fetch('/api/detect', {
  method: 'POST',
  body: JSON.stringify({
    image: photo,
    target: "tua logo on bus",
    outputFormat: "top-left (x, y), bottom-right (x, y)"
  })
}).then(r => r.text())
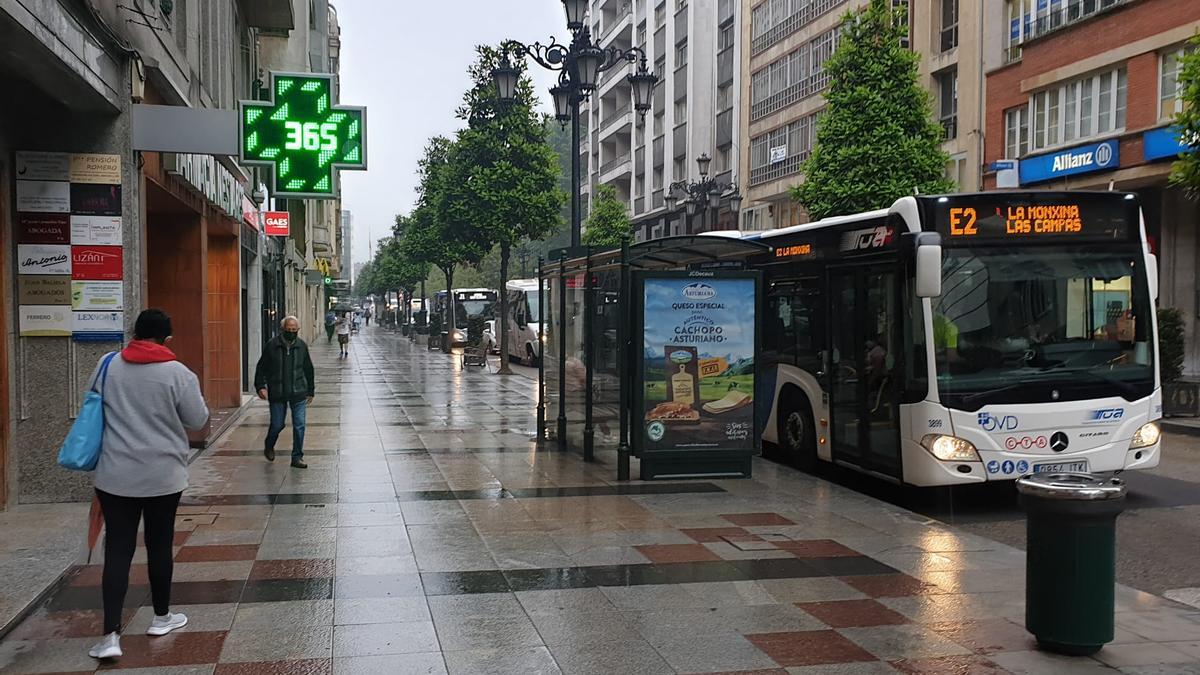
top-left (839, 225), bottom-right (894, 252)
top-left (977, 412), bottom-right (1019, 432)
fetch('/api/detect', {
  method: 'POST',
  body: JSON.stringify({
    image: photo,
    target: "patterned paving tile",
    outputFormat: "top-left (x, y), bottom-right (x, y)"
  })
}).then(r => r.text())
top-left (745, 630), bottom-right (878, 667)
top-left (635, 544), bottom-right (724, 564)
top-left (797, 600), bottom-right (913, 628)
top-left (721, 513), bottom-right (797, 527)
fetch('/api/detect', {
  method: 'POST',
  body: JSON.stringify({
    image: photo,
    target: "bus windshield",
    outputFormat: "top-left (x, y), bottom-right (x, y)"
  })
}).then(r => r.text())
top-left (453, 295), bottom-right (495, 328)
top-left (932, 245), bottom-right (1155, 409)
top-left (525, 291), bottom-right (541, 323)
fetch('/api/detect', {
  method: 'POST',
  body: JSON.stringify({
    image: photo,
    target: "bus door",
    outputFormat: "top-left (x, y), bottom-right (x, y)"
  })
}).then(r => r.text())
top-left (828, 264), bottom-right (902, 479)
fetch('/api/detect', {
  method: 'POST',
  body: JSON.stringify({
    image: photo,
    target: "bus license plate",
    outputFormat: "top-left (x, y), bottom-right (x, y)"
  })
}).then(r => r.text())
top-left (1033, 461), bottom-right (1088, 474)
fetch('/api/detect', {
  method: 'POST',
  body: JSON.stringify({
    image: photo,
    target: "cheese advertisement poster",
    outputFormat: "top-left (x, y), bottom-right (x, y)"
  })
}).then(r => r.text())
top-left (641, 275), bottom-right (756, 452)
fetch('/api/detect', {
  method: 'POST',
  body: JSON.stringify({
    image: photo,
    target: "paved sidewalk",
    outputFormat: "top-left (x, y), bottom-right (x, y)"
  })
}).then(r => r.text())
top-left (2, 328), bottom-right (1199, 674)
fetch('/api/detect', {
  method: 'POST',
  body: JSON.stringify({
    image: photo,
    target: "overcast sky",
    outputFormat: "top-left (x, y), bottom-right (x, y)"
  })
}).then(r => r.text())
top-left (337, 0), bottom-right (567, 270)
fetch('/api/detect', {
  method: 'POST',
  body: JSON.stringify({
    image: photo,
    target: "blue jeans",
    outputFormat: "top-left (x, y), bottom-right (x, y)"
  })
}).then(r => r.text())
top-left (265, 400), bottom-right (307, 460)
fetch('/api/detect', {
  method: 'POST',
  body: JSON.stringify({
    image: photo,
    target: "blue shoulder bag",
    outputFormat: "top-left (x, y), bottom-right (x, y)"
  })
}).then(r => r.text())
top-left (58, 351), bottom-right (118, 471)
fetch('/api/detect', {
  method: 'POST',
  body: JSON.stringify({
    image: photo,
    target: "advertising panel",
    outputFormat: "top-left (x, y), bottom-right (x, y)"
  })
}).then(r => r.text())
top-left (70, 184), bottom-right (122, 215)
top-left (19, 305), bottom-right (72, 337)
top-left (637, 273), bottom-right (758, 454)
top-left (71, 246), bottom-right (123, 280)
top-left (69, 153), bottom-right (121, 184)
top-left (17, 213), bottom-right (70, 244)
top-left (19, 276), bottom-right (71, 306)
top-left (264, 211), bottom-right (290, 236)
top-left (15, 151), bottom-right (70, 181)
top-left (70, 216), bottom-right (122, 245)
top-left (17, 244), bottom-right (71, 275)
top-left (72, 311), bottom-right (124, 341)
top-left (72, 281), bottom-right (123, 311)
top-left (16, 180), bottom-right (70, 213)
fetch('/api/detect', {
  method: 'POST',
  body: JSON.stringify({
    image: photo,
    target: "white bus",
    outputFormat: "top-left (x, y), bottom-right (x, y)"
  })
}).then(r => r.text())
top-left (754, 191), bottom-right (1162, 486)
top-left (504, 279), bottom-right (543, 365)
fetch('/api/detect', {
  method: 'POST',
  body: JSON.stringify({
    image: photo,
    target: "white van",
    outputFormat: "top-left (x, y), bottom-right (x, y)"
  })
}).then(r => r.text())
top-left (505, 279), bottom-right (543, 365)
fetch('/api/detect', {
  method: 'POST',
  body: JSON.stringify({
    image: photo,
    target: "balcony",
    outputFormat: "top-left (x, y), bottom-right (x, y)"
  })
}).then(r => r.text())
top-left (751, 72), bottom-right (831, 122)
top-left (716, 109), bottom-right (734, 147)
top-left (750, 151), bottom-right (807, 187)
top-left (598, 103), bottom-right (633, 138)
top-left (238, 0), bottom-right (294, 30)
top-left (600, 2), bottom-right (633, 45)
top-left (599, 154), bottom-right (633, 180)
top-left (673, 123), bottom-right (688, 158)
top-left (1020, 0), bottom-right (1129, 44)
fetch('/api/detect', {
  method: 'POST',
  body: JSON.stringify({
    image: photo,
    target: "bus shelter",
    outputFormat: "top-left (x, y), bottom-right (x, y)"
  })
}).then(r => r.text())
top-left (538, 235), bottom-right (770, 480)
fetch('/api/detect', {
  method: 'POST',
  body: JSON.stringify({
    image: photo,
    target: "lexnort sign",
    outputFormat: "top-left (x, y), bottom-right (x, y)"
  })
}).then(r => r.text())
top-left (239, 72), bottom-right (367, 199)
top-left (1019, 139), bottom-right (1119, 185)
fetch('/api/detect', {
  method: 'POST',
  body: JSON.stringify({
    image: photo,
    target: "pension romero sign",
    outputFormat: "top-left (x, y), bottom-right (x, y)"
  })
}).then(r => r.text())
top-left (240, 72), bottom-right (366, 199)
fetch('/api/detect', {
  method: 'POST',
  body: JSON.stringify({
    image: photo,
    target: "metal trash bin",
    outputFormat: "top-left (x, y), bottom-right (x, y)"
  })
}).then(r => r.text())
top-left (1017, 472), bottom-right (1127, 656)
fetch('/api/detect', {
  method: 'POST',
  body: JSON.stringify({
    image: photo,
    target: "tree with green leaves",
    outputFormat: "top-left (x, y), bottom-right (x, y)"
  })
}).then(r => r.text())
top-left (583, 184), bottom-right (631, 247)
top-left (405, 136), bottom-right (491, 351)
top-left (792, 0), bottom-right (954, 220)
top-left (444, 45), bottom-right (565, 372)
top-left (1169, 37), bottom-right (1200, 197)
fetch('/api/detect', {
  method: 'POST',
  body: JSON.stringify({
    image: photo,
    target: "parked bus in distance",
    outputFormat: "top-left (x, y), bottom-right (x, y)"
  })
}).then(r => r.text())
top-left (752, 191), bottom-right (1161, 486)
top-left (504, 279), bottom-right (544, 365)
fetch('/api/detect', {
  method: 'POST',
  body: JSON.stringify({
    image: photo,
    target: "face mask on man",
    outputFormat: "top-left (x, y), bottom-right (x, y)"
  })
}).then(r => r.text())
top-left (283, 331), bottom-right (298, 342)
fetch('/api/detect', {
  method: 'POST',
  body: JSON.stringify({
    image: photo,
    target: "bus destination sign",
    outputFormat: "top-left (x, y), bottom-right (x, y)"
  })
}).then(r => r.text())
top-left (932, 194), bottom-right (1134, 243)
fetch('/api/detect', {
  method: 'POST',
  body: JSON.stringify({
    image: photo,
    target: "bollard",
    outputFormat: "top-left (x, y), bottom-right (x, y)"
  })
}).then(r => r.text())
top-left (1017, 472), bottom-right (1126, 656)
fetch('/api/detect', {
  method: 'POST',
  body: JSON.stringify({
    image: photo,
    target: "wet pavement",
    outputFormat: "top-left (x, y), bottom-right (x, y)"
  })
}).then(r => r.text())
top-left (3, 327), bottom-right (1200, 673)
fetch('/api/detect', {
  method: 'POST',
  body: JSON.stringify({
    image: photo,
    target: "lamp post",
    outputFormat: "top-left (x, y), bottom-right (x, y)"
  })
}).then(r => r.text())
top-left (493, 0), bottom-right (659, 249)
top-left (663, 153), bottom-right (743, 236)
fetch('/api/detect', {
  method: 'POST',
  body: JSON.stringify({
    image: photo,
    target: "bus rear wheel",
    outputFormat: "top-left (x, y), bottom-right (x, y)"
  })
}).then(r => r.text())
top-left (779, 392), bottom-right (817, 471)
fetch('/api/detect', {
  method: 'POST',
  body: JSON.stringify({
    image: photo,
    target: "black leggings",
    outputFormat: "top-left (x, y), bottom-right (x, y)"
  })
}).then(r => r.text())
top-left (96, 489), bottom-right (182, 634)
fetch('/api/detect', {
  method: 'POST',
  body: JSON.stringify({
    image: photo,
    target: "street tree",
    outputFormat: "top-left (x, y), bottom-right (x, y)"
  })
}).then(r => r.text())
top-left (445, 45), bottom-right (564, 372)
top-left (792, 0), bottom-right (954, 220)
top-left (1169, 37), bottom-right (1200, 197)
top-left (583, 184), bottom-right (631, 247)
top-left (406, 135), bottom-right (489, 350)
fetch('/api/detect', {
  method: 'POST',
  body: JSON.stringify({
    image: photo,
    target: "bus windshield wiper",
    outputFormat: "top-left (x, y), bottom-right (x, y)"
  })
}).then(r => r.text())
top-left (960, 378), bottom-right (1046, 408)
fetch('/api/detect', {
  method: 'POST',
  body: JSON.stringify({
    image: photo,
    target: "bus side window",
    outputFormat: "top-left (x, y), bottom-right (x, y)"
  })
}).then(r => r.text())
top-left (792, 283), bottom-right (823, 376)
top-left (766, 293), bottom-right (795, 358)
top-left (904, 277), bottom-right (929, 402)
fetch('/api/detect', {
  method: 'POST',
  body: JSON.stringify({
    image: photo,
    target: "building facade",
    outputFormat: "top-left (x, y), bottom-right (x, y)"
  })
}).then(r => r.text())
top-left (982, 0), bottom-right (1200, 373)
top-left (581, 0), bottom-right (742, 241)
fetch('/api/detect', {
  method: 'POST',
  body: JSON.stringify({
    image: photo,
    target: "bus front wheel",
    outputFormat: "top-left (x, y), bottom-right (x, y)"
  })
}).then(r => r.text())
top-left (779, 391), bottom-right (817, 471)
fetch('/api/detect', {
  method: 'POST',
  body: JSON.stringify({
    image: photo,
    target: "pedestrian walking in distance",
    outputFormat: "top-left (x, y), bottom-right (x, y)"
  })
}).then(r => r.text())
top-left (324, 309), bottom-right (336, 344)
top-left (88, 309), bottom-right (209, 661)
top-left (255, 316), bottom-right (315, 468)
top-left (336, 311), bottom-right (352, 358)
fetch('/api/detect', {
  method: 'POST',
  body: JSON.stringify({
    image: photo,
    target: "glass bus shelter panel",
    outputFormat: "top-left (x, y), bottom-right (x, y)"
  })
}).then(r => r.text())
top-left (544, 275), bottom-right (562, 433)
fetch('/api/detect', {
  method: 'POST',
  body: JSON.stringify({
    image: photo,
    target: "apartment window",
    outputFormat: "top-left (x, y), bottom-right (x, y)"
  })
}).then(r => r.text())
top-left (675, 39), bottom-right (688, 67)
top-left (1028, 68), bottom-right (1126, 152)
top-left (935, 68), bottom-right (957, 140)
top-left (717, 84), bottom-right (733, 112)
top-left (651, 224), bottom-right (664, 239)
top-left (751, 0), bottom-right (847, 55)
top-left (718, 23), bottom-right (735, 51)
top-left (653, 167), bottom-right (664, 189)
top-left (1161, 46), bottom-right (1196, 120)
top-left (655, 2), bottom-right (666, 26)
top-left (677, 0), bottom-right (687, 10)
top-left (939, 0), bottom-right (958, 52)
top-left (674, 99), bottom-right (688, 123)
top-left (638, 24), bottom-right (648, 45)
top-left (945, 153), bottom-right (966, 189)
top-left (654, 111), bottom-right (665, 136)
top-left (1004, 106), bottom-right (1029, 158)
top-left (715, 146), bottom-right (731, 173)
top-left (749, 110), bottom-right (820, 186)
top-left (1008, 0), bottom-right (1125, 46)
top-left (749, 27), bottom-right (839, 121)
top-left (673, 157), bottom-right (686, 180)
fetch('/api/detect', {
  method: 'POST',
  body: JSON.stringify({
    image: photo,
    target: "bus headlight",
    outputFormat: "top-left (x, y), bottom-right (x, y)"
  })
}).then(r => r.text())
top-left (1130, 422), bottom-right (1161, 449)
top-left (920, 434), bottom-right (980, 462)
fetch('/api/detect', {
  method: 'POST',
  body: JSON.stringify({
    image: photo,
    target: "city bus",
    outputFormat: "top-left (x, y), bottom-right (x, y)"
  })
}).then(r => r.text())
top-left (753, 191), bottom-right (1162, 486)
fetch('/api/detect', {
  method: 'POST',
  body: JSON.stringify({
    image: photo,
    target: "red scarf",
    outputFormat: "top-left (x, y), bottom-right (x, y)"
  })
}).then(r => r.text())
top-left (121, 339), bottom-right (177, 363)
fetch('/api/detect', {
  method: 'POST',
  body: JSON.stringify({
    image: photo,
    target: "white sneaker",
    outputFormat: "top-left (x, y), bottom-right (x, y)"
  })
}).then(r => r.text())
top-left (146, 612), bottom-right (188, 636)
top-left (88, 632), bottom-right (122, 659)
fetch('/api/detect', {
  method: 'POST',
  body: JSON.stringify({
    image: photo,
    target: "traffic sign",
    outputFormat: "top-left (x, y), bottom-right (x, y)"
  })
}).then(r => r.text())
top-left (239, 72), bottom-right (366, 199)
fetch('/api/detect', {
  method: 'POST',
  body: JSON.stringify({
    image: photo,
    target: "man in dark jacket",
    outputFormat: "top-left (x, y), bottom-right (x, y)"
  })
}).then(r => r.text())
top-left (254, 316), bottom-right (315, 468)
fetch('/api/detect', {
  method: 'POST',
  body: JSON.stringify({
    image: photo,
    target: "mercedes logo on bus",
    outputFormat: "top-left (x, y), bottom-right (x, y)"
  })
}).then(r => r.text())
top-left (1050, 432), bottom-right (1070, 453)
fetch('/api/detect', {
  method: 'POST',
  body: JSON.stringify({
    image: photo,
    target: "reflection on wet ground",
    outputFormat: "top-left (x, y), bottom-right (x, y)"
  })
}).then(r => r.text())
top-left (2, 327), bottom-right (1199, 673)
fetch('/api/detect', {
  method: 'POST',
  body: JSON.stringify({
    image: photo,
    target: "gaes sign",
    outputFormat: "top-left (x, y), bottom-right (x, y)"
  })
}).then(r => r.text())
top-left (264, 211), bottom-right (290, 237)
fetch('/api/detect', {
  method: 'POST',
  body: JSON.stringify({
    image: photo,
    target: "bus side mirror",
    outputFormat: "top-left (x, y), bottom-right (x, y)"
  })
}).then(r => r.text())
top-left (914, 233), bottom-right (942, 298)
top-left (1146, 253), bottom-right (1159, 301)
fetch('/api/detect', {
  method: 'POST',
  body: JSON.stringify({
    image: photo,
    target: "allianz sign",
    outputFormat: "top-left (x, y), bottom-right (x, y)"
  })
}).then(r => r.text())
top-left (1019, 139), bottom-right (1120, 185)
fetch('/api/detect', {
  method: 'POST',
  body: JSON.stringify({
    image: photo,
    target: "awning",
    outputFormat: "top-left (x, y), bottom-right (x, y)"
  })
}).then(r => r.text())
top-left (627, 235), bottom-right (771, 269)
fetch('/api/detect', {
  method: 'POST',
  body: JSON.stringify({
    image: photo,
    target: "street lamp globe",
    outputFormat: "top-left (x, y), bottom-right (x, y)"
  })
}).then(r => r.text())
top-left (628, 67), bottom-right (656, 116)
top-left (696, 153), bottom-right (712, 178)
top-left (685, 199), bottom-right (698, 216)
top-left (574, 43), bottom-right (605, 91)
top-left (729, 191), bottom-right (743, 213)
top-left (550, 82), bottom-right (573, 122)
top-left (491, 60), bottom-right (520, 103)
top-left (665, 190), bottom-right (678, 211)
top-left (707, 188), bottom-right (721, 210)
top-left (563, 0), bottom-right (588, 32)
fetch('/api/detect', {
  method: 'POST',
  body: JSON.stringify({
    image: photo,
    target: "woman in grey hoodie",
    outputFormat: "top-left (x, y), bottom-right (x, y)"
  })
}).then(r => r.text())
top-left (88, 309), bottom-right (209, 661)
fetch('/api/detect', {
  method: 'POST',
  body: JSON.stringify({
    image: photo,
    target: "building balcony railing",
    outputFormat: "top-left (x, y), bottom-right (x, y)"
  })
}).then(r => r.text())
top-left (940, 116), bottom-right (958, 142)
top-left (750, 72), bottom-right (830, 122)
top-left (600, 2), bottom-right (633, 44)
top-left (599, 154), bottom-right (632, 176)
top-left (599, 103), bottom-right (633, 136)
top-left (749, 152), bottom-right (807, 187)
top-left (1011, 0), bottom-right (1129, 49)
top-left (751, 0), bottom-right (845, 56)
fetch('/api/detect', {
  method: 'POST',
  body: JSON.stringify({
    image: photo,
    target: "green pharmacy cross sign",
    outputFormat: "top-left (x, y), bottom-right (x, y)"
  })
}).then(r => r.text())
top-left (240, 72), bottom-right (366, 199)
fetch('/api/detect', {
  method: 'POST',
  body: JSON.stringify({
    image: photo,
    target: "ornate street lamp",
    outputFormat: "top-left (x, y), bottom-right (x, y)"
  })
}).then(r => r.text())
top-left (493, 5), bottom-right (658, 249)
top-left (662, 152), bottom-right (743, 236)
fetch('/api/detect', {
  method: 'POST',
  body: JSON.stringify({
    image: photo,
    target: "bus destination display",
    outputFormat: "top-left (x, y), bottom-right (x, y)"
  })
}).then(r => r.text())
top-left (935, 195), bottom-right (1133, 243)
